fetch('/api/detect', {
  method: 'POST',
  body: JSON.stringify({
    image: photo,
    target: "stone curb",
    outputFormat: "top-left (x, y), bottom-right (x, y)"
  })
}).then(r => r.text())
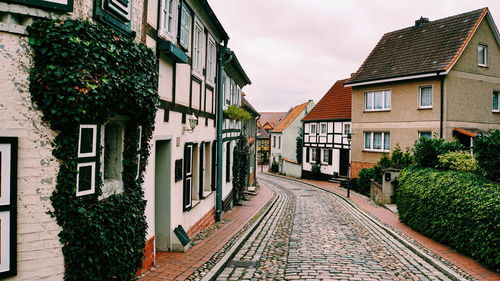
top-left (199, 186), bottom-right (282, 281)
top-left (264, 172), bottom-right (468, 281)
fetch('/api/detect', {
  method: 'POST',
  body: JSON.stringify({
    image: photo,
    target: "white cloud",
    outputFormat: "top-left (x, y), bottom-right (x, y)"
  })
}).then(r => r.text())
top-left (210, 0), bottom-right (500, 111)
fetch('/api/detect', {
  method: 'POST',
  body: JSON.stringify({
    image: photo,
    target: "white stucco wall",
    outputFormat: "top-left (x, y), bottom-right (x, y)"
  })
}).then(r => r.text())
top-left (0, 32), bottom-right (64, 281)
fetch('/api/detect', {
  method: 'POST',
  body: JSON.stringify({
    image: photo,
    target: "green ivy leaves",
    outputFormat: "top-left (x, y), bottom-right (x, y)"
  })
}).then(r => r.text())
top-left (28, 19), bottom-right (158, 280)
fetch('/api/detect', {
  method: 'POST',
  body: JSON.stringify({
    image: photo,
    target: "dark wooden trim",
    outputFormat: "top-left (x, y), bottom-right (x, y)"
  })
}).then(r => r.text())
top-left (0, 137), bottom-right (17, 278)
top-left (172, 63), bottom-right (177, 103)
top-left (159, 99), bottom-right (216, 120)
top-left (5, 0), bottom-right (73, 12)
top-left (145, 23), bottom-right (158, 42)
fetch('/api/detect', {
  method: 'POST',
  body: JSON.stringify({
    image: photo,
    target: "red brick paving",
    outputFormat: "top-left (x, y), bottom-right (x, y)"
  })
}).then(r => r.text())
top-left (270, 172), bottom-right (500, 281)
top-left (139, 183), bottom-right (274, 281)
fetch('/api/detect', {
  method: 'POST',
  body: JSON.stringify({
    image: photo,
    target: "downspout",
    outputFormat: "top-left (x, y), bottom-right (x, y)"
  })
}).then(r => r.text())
top-left (439, 72), bottom-right (444, 138)
top-left (216, 41), bottom-right (234, 222)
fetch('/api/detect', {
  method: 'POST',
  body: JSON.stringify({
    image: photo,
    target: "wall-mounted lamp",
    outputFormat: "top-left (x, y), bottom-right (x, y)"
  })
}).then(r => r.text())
top-left (183, 113), bottom-right (198, 134)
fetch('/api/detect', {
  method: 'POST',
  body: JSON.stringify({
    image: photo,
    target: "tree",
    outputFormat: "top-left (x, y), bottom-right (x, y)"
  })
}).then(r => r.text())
top-left (233, 135), bottom-right (250, 204)
top-left (296, 127), bottom-right (303, 163)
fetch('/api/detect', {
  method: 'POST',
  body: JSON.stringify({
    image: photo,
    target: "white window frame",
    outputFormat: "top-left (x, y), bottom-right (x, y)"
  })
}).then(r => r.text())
top-left (207, 35), bottom-right (217, 85)
top-left (319, 123), bottom-right (327, 136)
top-left (78, 124), bottom-right (98, 158)
top-left (364, 90), bottom-right (391, 111)
top-left (273, 136), bottom-right (276, 148)
top-left (493, 91), bottom-right (499, 112)
top-left (76, 162), bottom-right (96, 197)
top-left (179, 3), bottom-right (191, 51)
top-left (321, 149), bottom-right (330, 164)
top-left (343, 123), bottom-right (351, 135)
top-left (192, 18), bottom-right (204, 75)
top-left (364, 132), bottom-right (390, 152)
top-left (419, 85), bottom-right (433, 109)
top-left (478, 44), bottom-right (488, 67)
top-left (159, 0), bottom-right (177, 40)
top-left (418, 131), bottom-right (432, 139)
top-left (310, 148), bottom-right (317, 163)
top-left (310, 123), bottom-right (317, 134)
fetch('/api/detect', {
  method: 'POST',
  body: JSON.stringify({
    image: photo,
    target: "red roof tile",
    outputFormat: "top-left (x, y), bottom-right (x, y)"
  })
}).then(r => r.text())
top-left (257, 112), bottom-right (286, 129)
top-left (302, 79), bottom-right (352, 121)
top-left (272, 101), bottom-right (313, 133)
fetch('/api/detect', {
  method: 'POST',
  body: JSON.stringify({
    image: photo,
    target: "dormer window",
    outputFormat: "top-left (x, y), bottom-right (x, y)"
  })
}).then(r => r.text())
top-left (478, 44), bottom-right (488, 67)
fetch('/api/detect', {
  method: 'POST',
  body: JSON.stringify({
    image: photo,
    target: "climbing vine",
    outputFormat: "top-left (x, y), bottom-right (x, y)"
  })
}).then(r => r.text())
top-left (27, 19), bottom-right (159, 280)
top-left (232, 135), bottom-right (250, 204)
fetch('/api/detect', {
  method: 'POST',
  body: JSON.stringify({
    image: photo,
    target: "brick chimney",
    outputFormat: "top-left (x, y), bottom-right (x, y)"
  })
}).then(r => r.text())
top-left (415, 16), bottom-right (429, 27)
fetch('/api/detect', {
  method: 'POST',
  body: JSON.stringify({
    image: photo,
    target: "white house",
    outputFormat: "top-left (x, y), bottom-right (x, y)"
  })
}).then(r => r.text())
top-left (220, 54), bottom-right (252, 210)
top-left (143, 0), bottom-right (250, 267)
top-left (302, 79), bottom-right (352, 179)
top-left (0, 0), bottom-right (151, 279)
top-left (269, 100), bottom-right (315, 178)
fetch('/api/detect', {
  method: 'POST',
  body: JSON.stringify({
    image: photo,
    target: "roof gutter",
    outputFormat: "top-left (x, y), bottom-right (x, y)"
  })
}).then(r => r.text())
top-left (345, 72), bottom-right (439, 87)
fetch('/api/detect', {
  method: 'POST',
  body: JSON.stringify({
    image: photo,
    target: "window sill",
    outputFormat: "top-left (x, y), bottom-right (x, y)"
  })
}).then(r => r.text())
top-left (362, 149), bottom-right (390, 154)
top-left (191, 69), bottom-right (204, 81)
top-left (202, 190), bottom-right (213, 199)
top-left (492, 110), bottom-right (500, 113)
top-left (191, 200), bottom-right (201, 209)
top-left (418, 107), bottom-right (433, 110)
top-left (478, 64), bottom-right (489, 68)
top-left (364, 109), bottom-right (391, 113)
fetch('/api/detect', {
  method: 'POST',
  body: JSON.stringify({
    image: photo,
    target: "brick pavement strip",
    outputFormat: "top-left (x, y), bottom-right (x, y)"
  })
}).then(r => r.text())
top-left (210, 173), bottom-right (472, 281)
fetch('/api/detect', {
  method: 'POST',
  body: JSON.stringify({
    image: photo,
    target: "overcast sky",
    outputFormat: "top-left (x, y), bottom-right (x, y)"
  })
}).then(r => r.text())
top-left (209, 0), bottom-right (500, 112)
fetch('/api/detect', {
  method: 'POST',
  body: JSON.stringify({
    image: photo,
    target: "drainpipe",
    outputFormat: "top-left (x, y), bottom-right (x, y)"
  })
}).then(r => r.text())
top-left (439, 72), bottom-right (444, 138)
top-left (216, 41), bottom-right (234, 222)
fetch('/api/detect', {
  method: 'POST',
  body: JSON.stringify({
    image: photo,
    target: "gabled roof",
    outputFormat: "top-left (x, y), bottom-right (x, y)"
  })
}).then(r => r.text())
top-left (199, 0), bottom-right (229, 41)
top-left (346, 8), bottom-right (499, 86)
top-left (302, 79), bottom-right (352, 121)
top-left (258, 112), bottom-right (286, 129)
top-left (272, 101), bottom-right (313, 133)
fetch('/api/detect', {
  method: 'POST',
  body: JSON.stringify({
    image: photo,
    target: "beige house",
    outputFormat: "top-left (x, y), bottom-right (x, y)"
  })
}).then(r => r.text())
top-left (345, 8), bottom-right (500, 177)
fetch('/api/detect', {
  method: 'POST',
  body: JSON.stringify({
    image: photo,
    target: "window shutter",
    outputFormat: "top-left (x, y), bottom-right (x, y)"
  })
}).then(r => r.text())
top-left (211, 141), bottom-right (216, 191)
top-left (199, 143), bottom-right (204, 199)
top-left (105, 0), bottom-right (132, 21)
top-left (183, 144), bottom-right (192, 211)
top-left (76, 125), bottom-right (98, 197)
top-left (179, 3), bottom-right (191, 50)
top-left (136, 126), bottom-right (142, 180)
top-left (0, 137), bottom-right (17, 277)
top-left (328, 149), bottom-right (333, 165)
top-left (305, 147), bottom-right (309, 162)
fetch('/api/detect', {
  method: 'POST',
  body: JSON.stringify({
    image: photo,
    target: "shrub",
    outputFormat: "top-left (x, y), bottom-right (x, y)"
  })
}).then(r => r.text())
top-left (311, 163), bottom-right (321, 180)
top-left (473, 129), bottom-right (500, 182)
top-left (223, 105), bottom-right (251, 121)
top-left (346, 167), bottom-right (376, 195)
top-left (437, 151), bottom-right (481, 174)
top-left (269, 161), bottom-right (279, 173)
top-left (413, 137), bottom-right (463, 168)
top-left (397, 167), bottom-right (500, 270)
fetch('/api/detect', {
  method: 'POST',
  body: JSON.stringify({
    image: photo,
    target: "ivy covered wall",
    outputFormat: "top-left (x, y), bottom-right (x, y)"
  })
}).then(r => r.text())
top-left (27, 19), bottom-right (159, 280)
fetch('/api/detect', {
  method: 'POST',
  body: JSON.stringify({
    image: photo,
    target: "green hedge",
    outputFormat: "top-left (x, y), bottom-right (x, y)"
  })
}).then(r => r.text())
top-left (397, 167), bottom-right (500, 270)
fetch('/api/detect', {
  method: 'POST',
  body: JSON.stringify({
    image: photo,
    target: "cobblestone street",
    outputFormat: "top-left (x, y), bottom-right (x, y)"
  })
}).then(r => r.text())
top-left (214, 173), bottom-right (458, 281)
